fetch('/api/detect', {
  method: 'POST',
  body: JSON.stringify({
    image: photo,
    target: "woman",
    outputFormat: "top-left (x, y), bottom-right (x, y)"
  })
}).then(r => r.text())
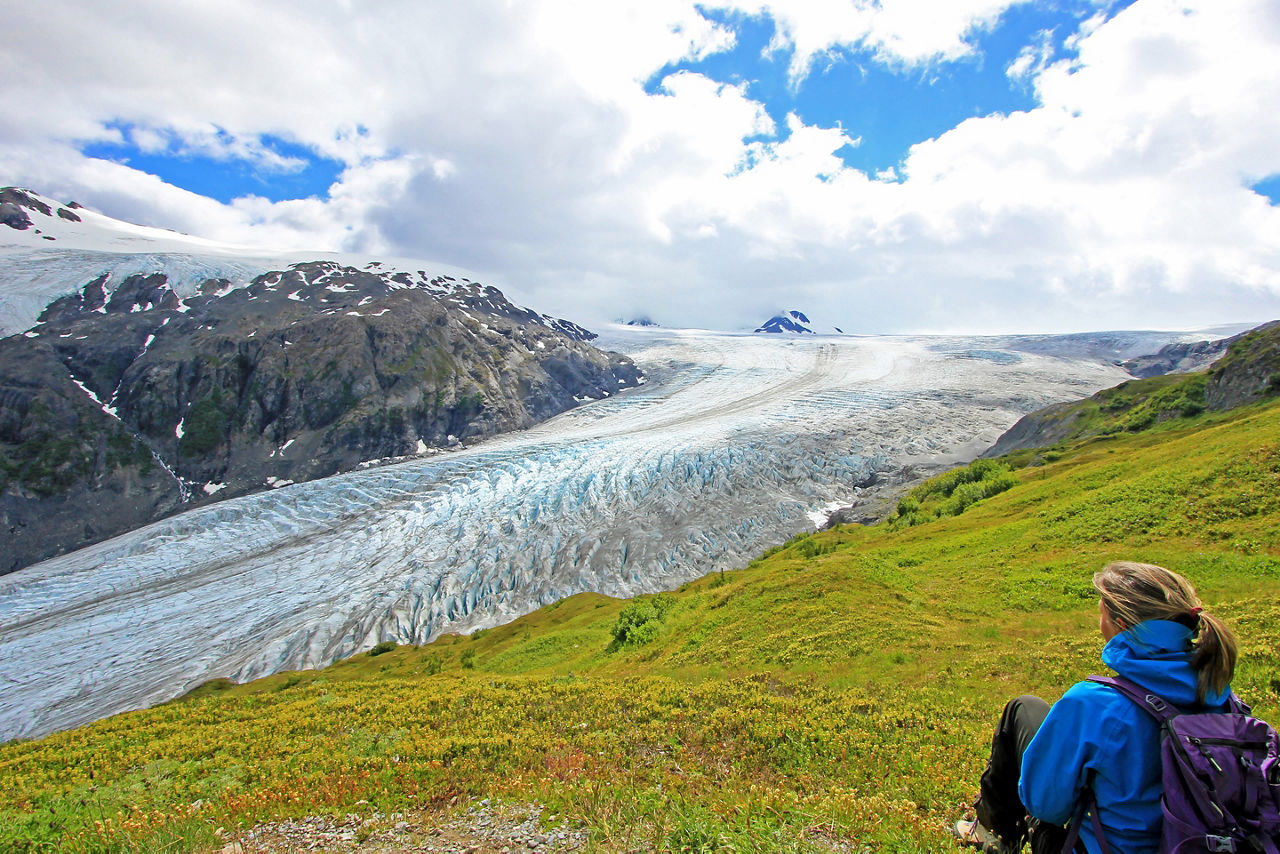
top-left (952, 561), bottom-right (1238, 854)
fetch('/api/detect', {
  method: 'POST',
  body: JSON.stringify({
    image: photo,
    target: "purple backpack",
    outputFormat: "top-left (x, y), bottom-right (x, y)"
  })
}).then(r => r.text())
top-left (1064, 675), bottom-right (1280, 854)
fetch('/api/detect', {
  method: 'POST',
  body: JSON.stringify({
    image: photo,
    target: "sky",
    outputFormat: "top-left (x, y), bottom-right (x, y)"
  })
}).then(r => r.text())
top-left (3, 0), bottom-right (1279, 334)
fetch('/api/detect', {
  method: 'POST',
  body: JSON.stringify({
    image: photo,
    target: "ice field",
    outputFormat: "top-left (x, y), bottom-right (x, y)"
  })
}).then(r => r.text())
top-left (0, 327), bottom-right (1140, 740)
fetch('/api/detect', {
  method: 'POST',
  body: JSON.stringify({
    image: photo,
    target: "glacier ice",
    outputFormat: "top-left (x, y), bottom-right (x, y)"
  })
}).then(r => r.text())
top-left (0, 328), bottom-right (1137, 741)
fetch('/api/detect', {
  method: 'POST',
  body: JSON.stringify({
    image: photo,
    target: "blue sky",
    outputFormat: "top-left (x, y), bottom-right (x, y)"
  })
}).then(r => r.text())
top-left (81, 126), bottom-right (345, 205)
top-left (71, 0), bottom-right (1280, 209)
top-left (646, 3), bottom-right (1131, 180)
top-left (75, 3), bottom-right (1144, 203)
top-left (3, 0), bottom-right (1279, 333)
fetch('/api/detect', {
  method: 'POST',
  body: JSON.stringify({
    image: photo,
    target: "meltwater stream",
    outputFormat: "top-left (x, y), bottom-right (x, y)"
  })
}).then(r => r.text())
top-left (0, 328), bottom-right (1131, 740)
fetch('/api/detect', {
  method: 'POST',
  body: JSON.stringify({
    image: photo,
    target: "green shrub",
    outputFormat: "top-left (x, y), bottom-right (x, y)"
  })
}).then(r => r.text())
top-left (180, 388), bottom-right (231, 456)
top-left (611, 593), bottom-right (674, 647)
top-left (367, 641), bottom-right (396, 657)
top-left (892, 459), bottom-right (1018, 528)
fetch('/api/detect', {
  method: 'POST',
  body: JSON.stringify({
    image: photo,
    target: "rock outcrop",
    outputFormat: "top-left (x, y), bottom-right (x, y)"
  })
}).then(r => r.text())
top-left (1121, 337), bottom-right (1232, 378)
top-left (1205, 321), bottom-right (1280, 410)
top-left (0, 187), bottom-right (80, 233)
top-left (983, 320), bottom-right (1278, 459)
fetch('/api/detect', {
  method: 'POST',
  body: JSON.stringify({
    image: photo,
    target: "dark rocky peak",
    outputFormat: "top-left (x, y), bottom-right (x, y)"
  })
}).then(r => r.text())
top-left (0, 187), bottom-right (81, 232)
top-left (106, 273), bottom-right (180, 315)
top-left (756, 310), bottom-right (816, 334)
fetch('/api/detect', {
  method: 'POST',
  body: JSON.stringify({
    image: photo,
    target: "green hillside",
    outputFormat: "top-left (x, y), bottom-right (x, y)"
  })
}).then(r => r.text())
top-left (2, 392), bottom-right (1278, 852)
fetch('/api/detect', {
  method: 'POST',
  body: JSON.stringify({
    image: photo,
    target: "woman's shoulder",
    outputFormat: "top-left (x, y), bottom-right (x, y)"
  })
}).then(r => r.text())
top-left (1053, 678), bottom-right (1152, 724)
top-left (1053, 678), bottom-right (1159, 739)
top-left (1060, 678), bottom-right (1127, 704)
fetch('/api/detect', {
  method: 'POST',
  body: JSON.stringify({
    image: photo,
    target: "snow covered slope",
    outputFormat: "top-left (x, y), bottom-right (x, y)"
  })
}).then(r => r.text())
top-left (0, 326), bottom-right (1148, 740)
top-left (0, 188), bottom-right (511, 336)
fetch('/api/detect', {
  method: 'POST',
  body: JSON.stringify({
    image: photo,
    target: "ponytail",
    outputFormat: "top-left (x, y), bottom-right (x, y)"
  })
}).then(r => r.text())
top-left (1192, 611), bottom-right (1237, 703)
top-left (1094, 561), bottom-right (1238, 704)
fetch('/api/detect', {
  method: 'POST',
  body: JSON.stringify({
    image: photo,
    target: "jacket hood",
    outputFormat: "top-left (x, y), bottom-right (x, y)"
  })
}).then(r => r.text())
top-left (1101, 619), bottom-right (1232, 709)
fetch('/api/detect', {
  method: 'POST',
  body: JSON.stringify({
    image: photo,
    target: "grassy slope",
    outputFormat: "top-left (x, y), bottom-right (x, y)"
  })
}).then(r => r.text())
top-left (2, 397), bottom-right (1278, 853)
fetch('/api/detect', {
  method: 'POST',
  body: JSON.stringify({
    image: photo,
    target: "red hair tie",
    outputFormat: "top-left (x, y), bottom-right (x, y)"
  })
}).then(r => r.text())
top-left (1189, 607), bottom-right (1204, 618)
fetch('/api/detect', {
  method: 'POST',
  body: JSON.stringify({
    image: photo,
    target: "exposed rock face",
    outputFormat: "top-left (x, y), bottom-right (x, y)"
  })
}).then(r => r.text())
top-left (1, 261), bottom-right (642, 573)
top-left (756, 310), bottom-right (815, 334)
top-left (0, 187), bottom-right (79, 232)
top-left (0, 202), bottom-right (33, 231)
top-left (983, 320), bottom-right (1279, 459)
top-left (754, 310), bottom-right (844, 335)
top-left (981, 399), bottom-right (1086, 459)
top-left (1205, 320), bottom-right (1280, 410)
top-left (1121, 337), bottom-right (1232, 378)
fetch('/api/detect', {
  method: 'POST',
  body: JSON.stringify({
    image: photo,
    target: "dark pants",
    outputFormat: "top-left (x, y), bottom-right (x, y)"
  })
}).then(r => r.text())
top-left (975, 695), bottom-right (1074, 853)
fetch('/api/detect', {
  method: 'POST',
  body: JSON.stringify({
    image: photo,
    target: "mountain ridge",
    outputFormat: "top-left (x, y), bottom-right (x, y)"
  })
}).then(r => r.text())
top-left (983, 320), bottom-right (1280, 459)
top-left (753, 309), bottom-right (845, 335)
top-left (1, 189), bottom-right (642, 572)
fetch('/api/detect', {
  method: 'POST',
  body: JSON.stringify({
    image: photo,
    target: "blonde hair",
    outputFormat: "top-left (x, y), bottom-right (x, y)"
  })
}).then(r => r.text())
top-left (1093, 561), bottom-right (1237, 704)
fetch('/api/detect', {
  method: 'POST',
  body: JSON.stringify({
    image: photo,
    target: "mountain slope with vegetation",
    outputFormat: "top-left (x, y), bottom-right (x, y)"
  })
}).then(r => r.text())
top-left (2, 388), bottom-right (1278, 851)
top-left (985, 320), bottom-right (1280, 459)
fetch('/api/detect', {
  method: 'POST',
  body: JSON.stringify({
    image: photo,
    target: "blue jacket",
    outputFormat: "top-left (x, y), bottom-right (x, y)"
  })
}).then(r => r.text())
top-left (1018, 620), bottom-right (1231, 854)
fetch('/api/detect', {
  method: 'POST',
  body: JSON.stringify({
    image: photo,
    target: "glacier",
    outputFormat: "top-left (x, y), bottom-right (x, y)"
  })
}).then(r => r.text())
top-left (0, 326), bottom-right (1153, 741)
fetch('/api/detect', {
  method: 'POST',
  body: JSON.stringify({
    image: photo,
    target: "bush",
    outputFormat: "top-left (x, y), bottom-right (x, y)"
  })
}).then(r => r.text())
top-left (367, 641), bottom-right (396, 657)
top-left (892, 460), bottom-right (1018, 528)
top-left (611, 594), bottom-right (674, 647)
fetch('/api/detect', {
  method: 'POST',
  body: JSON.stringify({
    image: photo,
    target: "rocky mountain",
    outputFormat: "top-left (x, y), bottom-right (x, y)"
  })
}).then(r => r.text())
top-left (754, 310), bottom-right (844, 335)
top-left (982, 320), bottom-right (1279, 458)
top-left (0, 189), bottom-right (642, 573)
top-left (1120, 335), bottom-right (1236, 378)
top-left (1203, 320), bottom-right (1280, 410)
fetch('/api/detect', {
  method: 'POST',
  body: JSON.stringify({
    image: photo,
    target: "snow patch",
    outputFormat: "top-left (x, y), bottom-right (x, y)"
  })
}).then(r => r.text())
top-left (70, 377), bottom-right (119, 419)
top-left (806, 501), bottom-right (847, 530)
top-left (202, 482), bottom-right (226, 495)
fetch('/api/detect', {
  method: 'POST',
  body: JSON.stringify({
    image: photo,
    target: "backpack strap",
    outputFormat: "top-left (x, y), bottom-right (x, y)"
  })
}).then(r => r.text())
top-left (1063, 676), bottom-right (1179, 854)
top-left (1061, 778), bottom-right (1112, 854)
top-left (1086, 675), bottom-right (1183, 723)
top-left (1089, 674), bottom-right (1250, 717)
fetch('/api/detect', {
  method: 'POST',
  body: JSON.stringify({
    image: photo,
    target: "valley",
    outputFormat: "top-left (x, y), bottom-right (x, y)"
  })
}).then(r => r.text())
top-left (0, 326), bottom-right (1142, 742)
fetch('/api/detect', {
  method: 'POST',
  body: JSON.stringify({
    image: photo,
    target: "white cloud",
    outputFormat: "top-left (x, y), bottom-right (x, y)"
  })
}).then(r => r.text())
top-left (1, 0), bottom-right (1278, 334)
top-left (1006, 29), bottom-right (1055, 83)
top-left (711, 0), bottom-right (1024, 81)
